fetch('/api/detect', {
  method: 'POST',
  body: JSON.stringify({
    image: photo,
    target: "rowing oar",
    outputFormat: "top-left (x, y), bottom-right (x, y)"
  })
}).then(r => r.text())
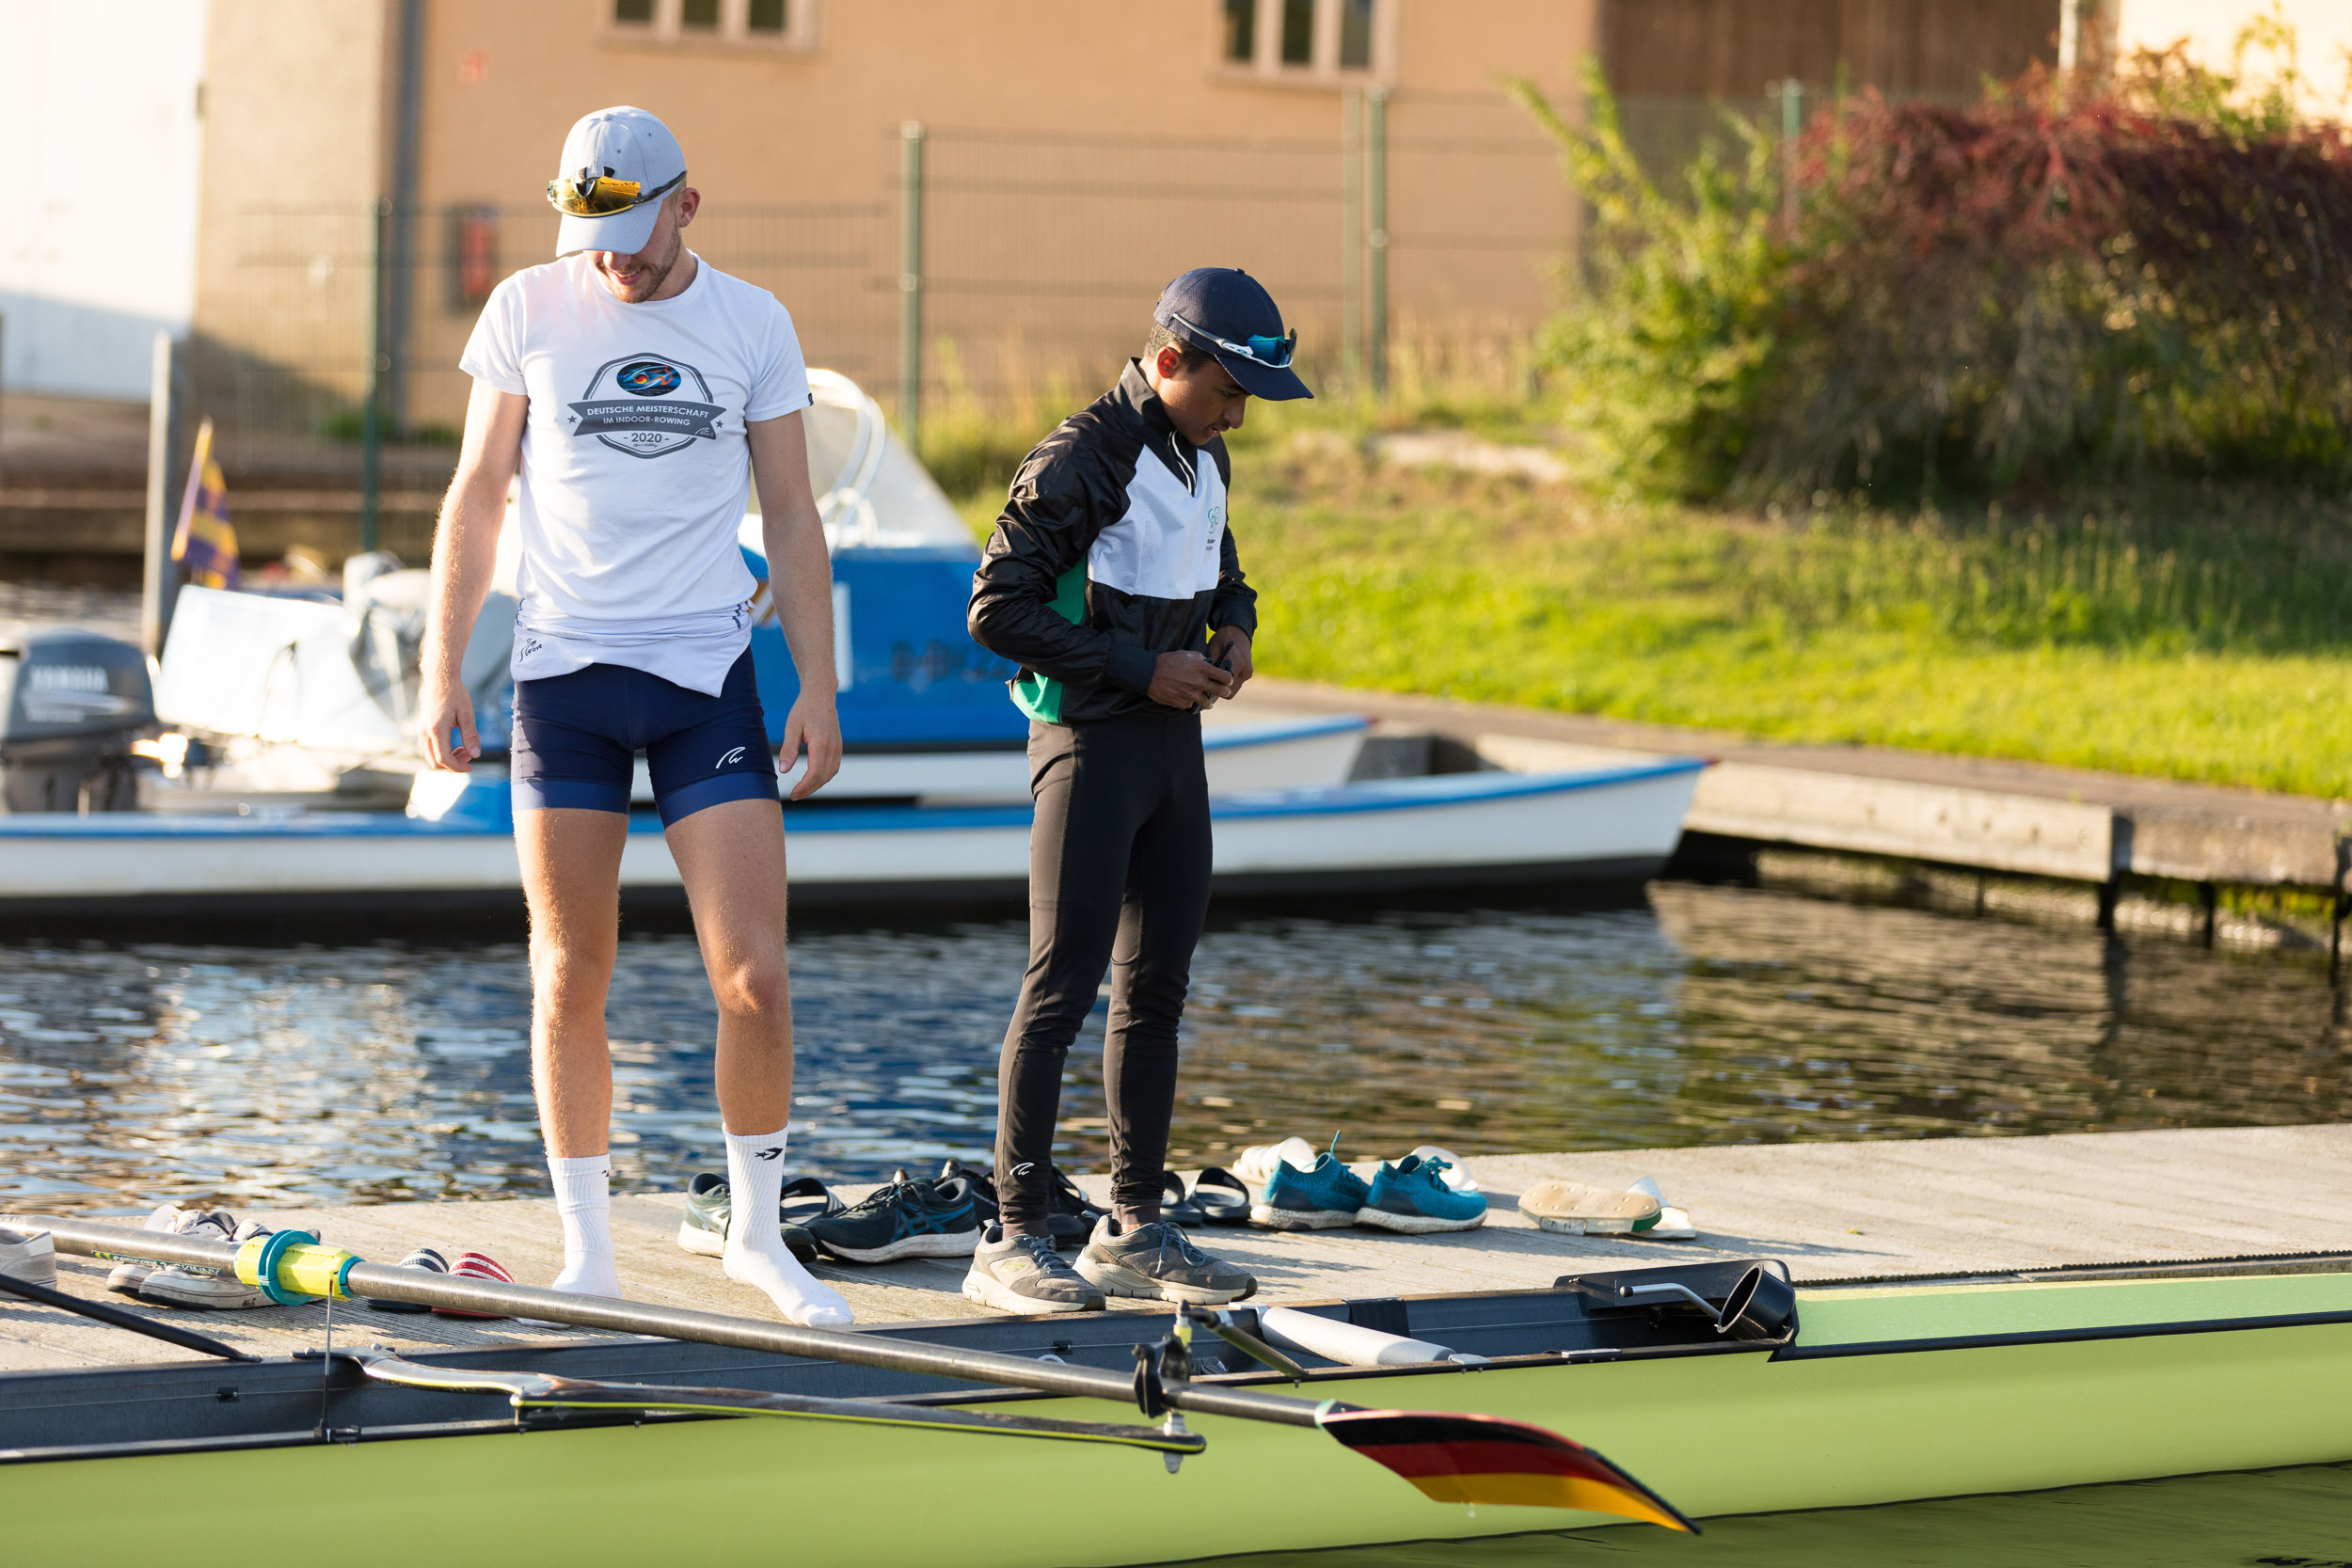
top-left (330, 1346), bottom-right (1205, 1457)
top-left (0, 1267), bottom-right (260, 1362)
top-left (14, 1213), bottom-right (1695, 1531)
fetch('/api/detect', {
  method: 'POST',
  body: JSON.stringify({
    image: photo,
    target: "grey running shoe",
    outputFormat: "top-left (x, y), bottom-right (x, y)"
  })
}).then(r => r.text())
top-left (140, 1214), bottom-right (273, 1309)
top-left (675, 1172), bottom-right (824, 1265)
top-left (962, 1223), bottom-right (1106, 1315)
top-left (105, 1204), bottom-right (185, 1295)
top-left (1075, 1217), bottom-right (1255, 1306)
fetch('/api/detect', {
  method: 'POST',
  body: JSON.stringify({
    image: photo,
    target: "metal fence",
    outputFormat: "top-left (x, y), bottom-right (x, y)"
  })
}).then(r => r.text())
top-left (191, 87), bottom-right (1578, 499)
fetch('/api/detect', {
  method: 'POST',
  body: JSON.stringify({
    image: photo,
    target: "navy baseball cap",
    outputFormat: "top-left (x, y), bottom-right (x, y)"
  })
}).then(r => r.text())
top-left (1152, 268), bottom-right (1312, 402)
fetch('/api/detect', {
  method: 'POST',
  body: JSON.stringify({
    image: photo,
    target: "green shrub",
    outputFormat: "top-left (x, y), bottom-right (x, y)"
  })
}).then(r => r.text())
top-left (1514, 27), bottom-right (2352, 501)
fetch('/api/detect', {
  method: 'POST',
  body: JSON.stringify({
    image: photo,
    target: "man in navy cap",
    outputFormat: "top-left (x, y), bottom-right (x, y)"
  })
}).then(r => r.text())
top-left (962, 269), bottom-right (1311, 1313)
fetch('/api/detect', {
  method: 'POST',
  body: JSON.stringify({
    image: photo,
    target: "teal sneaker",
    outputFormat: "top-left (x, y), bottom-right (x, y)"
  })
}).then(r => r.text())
top-left (1357, 1154), bottom-right (1488, 1234)
top-left (1250, 1139), bottom-right (1372, 1230)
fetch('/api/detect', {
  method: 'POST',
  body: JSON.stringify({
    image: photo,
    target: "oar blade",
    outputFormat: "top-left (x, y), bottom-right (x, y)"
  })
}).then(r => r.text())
top-left (1316, 1408), bottom-right (1698, 1532)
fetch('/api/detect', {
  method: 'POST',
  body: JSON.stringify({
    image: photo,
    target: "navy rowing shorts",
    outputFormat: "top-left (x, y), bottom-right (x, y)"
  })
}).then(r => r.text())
top-left (510, 651), bottom-right (778, 827)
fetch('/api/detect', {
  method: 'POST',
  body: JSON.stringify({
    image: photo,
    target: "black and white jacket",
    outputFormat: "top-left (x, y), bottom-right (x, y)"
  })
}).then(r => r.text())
top-left (968, 359), bottom-right (1258, 725)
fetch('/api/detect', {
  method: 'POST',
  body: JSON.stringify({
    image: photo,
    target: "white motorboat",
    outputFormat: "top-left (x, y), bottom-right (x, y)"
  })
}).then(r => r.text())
top-left (0, 756), bottom-right (1705, 919)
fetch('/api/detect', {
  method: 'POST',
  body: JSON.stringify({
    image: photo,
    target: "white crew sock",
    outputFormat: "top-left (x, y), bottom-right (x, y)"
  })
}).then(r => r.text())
top-left (548, 1152), bottom-right (621, 1299)
top-left (722, 1126), bottom-right (853, 1326)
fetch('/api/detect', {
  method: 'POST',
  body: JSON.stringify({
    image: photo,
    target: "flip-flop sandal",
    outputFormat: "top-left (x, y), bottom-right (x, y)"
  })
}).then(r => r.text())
top-left (1161, 1172), bottom-right (1210, 1228)
top-left (1046, 1164), bottom-right (1104, 1251)
top-left (433, 1251), bottom-right (516, 1319)
top-left (363, 1247), bottom-right (446, 1313)
top-left (780, 1175), bottom-right (844, 1227)
top-left (1517, 1179), bottom-right (1662, 1236)
top-left (1190, 1166), bottom-right (1254, 1226)
top-left (779, 1175), bottom-right (844, 1265)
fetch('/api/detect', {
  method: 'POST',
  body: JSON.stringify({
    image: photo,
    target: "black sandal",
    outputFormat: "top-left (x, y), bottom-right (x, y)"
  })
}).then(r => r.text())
top-left (1162, 1171), bottom-right (1210, 1228)
top-left (1191, 1166), bottom-right (1255, 1226)
top-left (1046, 1164), bottom-right (1105, 1251)
top-left (779, 1175), bottom-right (843, 1264)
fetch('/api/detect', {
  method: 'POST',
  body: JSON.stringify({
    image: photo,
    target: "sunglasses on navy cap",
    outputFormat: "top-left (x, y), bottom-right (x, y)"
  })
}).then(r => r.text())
top-left (1161, 309), bottom-right (1297, 371)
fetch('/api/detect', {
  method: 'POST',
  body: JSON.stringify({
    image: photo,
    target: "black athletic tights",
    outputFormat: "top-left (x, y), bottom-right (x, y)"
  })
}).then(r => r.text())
top-left (994, 708), bottom-right (1212, 1234)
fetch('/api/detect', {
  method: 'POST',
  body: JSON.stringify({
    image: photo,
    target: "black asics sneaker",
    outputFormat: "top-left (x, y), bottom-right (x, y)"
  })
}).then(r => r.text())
top-left (803, 1168), bottom-right (981, 1263)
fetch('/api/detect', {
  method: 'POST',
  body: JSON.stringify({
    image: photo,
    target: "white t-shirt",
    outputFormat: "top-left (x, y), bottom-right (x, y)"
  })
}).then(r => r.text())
top-left (459, 251), bottom-right (812, 694)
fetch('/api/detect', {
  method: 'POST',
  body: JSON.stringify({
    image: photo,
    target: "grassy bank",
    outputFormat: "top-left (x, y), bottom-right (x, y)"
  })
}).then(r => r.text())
top-left (948, 412), bottom-right (2352, 799)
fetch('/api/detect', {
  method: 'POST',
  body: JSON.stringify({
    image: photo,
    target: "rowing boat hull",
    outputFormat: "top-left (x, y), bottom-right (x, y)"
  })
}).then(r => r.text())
top-left (9, 1271), bottom-right (2351, 1566)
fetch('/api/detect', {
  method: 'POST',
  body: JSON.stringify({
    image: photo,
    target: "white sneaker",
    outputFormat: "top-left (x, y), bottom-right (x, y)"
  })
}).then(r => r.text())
top-left (1626, 1177), bottom-right (1697, 1241)
top-left (1232, 1137), bottom-right (1317, 1186)
top-left (140, 1214), bottom-right (273, 1309)
top-left (0, 1226), bottom-right (56, 1288)
top-left (105, 1204), bottom-right (185, 1295)
top-left (1404, 1146), bottom-right (1480, 1194)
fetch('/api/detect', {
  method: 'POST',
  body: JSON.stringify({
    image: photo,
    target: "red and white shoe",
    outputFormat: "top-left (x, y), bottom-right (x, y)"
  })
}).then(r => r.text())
top-left (431, 1251), bottom-right (516, 1319)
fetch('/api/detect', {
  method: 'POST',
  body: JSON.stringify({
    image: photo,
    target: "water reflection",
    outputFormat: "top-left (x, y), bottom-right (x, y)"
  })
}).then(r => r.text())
top-left (0, 881), bottom-right (2341, 1215)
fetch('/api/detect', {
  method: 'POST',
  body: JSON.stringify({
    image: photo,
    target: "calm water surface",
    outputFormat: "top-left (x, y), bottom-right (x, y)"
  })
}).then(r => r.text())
top-left (3, 881), bottom-right (2343, 1214)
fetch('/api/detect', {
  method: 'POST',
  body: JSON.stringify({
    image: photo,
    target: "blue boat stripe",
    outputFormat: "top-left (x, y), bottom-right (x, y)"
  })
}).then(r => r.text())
top-left (0, 760), bottom-right (1707, 840)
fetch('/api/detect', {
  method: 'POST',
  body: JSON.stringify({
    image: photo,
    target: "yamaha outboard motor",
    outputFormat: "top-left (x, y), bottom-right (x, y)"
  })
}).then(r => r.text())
top-left (0, 629), bottom-right (156, 813)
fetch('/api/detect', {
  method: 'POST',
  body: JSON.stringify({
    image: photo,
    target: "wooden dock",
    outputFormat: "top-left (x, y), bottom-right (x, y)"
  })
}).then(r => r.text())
top-left (1245, 676), bottom-right (2352, 926)
top-left (8, 1122), bottom-right (2349, 1374)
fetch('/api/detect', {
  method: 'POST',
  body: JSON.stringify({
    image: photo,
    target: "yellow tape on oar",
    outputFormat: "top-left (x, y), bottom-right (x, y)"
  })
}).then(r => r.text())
top-left (233, 1229), bottom-right (362, 1305)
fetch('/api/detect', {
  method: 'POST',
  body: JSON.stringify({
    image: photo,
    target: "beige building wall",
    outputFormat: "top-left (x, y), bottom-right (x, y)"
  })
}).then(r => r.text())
top-left (2110, 0), bottom-right (2351, 115)
top-left (196, 0), bottom-right (1597, 436)
top-left (193, 0), bottom-right (396, 420)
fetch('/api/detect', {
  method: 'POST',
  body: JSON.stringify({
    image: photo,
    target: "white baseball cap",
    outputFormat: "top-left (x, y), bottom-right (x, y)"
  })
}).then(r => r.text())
top-left (548, 106), bottom-right (687, 258)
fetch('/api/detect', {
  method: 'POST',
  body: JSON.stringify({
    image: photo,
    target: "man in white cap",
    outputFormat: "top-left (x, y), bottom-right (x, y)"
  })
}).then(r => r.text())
top-left (418, 106), bottom-right (851, 1326)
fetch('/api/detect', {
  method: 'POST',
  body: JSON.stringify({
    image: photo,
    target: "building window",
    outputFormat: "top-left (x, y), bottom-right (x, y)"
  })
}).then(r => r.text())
top-left (450, 206), bottom-right (500, 310)
top-left (1223, 0), bottom-right (1255, 63)
top-left (1279, 0), bottom-right (1314, 65)
top-left (1221, 0), bottom-right (1383, 83)
top-left (604, 0), bottom-right (814, 50)
top-left (1338, 0), bottom-right (1373, 70)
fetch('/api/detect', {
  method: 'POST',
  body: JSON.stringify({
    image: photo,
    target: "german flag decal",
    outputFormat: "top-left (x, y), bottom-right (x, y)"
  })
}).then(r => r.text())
top-left (1316, 1408), bottom-right (1698, 1532)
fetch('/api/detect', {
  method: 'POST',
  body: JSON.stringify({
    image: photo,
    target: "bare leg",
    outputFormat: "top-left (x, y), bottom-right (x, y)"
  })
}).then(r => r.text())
top-left (665, 797), bottom-right (850, 1325)
top-left (519, 808), bottom-right (628, 1154)
top-left (665, 797), bottom-right (794, 1133)
top-left (518, 807), bottom-right (628, 1297)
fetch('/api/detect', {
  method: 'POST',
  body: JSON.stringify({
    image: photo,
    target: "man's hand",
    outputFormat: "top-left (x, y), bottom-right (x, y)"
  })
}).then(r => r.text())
top-left (1147, 650), bottom-right (1237, 711)
top-left (1206, 626), bottom-right (1254, 695)
top-left (421, 679), bottom-right (480, 772)
top-left (778, 690), bottom-right (843, 801)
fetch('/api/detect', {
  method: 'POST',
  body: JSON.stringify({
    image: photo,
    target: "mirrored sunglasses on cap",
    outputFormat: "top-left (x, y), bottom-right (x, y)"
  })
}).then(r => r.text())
top-left (545, 167), bottom-right (685, 217)
top-left (1162, 309), bottom-right (1297, 370)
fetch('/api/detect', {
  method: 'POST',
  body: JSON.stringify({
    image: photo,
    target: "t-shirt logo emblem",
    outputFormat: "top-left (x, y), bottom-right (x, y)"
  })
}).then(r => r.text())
top-left (615, 360), bottom-right (683, 396)
top-left (567, 353), bottom-right (726, 459)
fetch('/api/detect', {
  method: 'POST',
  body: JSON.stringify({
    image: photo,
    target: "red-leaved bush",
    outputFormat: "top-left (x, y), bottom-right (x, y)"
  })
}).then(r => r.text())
top-left (1774, 66), bottom-right (2352, 494)
top-left (1519, 54), bottom-right (2352, 499)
